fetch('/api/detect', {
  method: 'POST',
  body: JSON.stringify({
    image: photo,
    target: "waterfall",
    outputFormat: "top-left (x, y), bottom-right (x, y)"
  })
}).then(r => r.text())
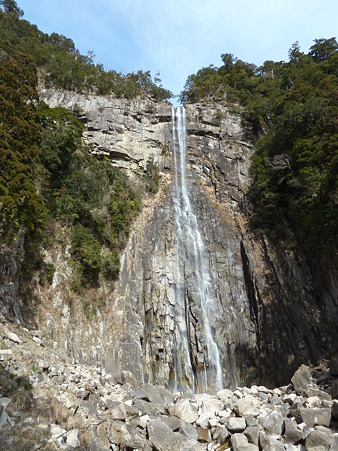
top-left (171, 106), bottom-right (223, 393)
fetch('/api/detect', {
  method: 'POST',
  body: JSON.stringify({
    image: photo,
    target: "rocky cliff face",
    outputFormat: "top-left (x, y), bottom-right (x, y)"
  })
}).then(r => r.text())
top-left (2, 89), bottom-right (336, 392)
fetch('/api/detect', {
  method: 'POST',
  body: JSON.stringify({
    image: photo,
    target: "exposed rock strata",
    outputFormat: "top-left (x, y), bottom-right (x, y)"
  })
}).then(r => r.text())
top-left (1, 89), bottom-right (336, 393)
top-left (39, 88), bottom-right (172, 174)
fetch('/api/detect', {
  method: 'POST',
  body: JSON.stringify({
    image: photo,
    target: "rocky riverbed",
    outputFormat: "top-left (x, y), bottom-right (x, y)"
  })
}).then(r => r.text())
top-left (0, 320), bottom-right (337, 450)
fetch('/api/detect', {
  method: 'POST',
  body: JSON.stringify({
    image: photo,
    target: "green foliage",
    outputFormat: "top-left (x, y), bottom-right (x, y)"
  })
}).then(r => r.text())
top-left (181, 38), bottom-right (338, 258)
top-left (103, 251), bottom-right (120, 280)
top-left (38, 104), bottom-right (141, 287)
top-left (144, 156), bottom-right (160, 193)
top-left (0, 7), bottom-right (172, 100)
top-left (0, 52), bottom-right (47, 263)
top-left (71, 225), bottom-right (101, 287)
top-left (0, 0), bottom-right (23, 17)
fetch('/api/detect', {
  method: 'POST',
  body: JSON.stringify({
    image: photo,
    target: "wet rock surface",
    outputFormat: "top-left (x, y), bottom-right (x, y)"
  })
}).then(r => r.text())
top-left (0, 321), bottom-right (337, 450)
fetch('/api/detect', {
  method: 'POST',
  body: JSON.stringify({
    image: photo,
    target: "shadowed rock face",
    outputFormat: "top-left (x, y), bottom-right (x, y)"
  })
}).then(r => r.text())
top-left (106, 102), bottom-right (337, 389)
top-left (2, 90), bottom-right (336, 391)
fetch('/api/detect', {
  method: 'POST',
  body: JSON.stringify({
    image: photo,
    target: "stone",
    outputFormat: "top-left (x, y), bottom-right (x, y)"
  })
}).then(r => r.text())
top-left (111, 403), bottom-right (126, 421)
top-left (201, 398), bottom-right (223, 415)
top-left (329, 358), bottom-right (338, 376)
top-left (284, 418), bottom-right (304, 444)
top-left (196, 427), bottom-right (211, 443)
top-left (157, 385), bottom-right (174, 406)
top-left (227, 416), bottom-right (246, 432)
top-left (217, 388), bottom-right (233, 402)
top-left (306, 396), bottom-right (322, 408)
top-left (180, 439), bottom-right (205, 450)
top-left (332, 401), bottom-right (338, 420)
top-left (259, 431), bottom-right (284, 451)
top-left (196, 412), bottom-right (211, 427)
top-left (331, 380), bottom-right (338, 400)
top-left (233, 395), bottom-right (259, 416)
top-left (66, 428), bottom-right (80, 448)
top-left (231, 432), bottom-right (249, 451)
top-left (208, 417), bottom-right (218, 428)
top-left (50, 423), bottom-right (67, 443)
top-left (305, 430), bottom-right (334, 451)
top-left (330, 434), bottom-right (338, 451)
top-left (218, 409), bottom-right (231, 419)
top-left (147, 420), bottom-right (186, 450)
top-left (170, 398), bottom-right (199, 424)
top-left (213, 426), bottom-right (230, 443)
top-left (36, 357), bottom-right (50, 370)
top-left (159, 415), bottom-right (181, 431)
top-left (291, 364), bottom-right (313, 389)
top-left (0, 409), bottom-right (15, 430)
top-left (259, 410), bottom-right (284, 436)
top-left (139, 414), bottom-right (150, 429)
top-left (5, 331), bottom-right (21, 344)
top-left (0, 397), bottom-right (11, 409)
top-left (179, 419), bottom-right (198, 440)
top-left (244, 425), bottom-right (260, 446)
top-left (75, 388), bottom-right (90, 399)
top-left (300, 407), bottom-right (331, 428)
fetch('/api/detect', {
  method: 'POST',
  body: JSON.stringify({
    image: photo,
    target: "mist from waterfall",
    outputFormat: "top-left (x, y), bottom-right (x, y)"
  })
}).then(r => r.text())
top-left (171, 106), bottom-right (223, 393)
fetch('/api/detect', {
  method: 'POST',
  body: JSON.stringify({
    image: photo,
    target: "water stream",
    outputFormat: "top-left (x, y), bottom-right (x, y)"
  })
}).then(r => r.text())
top-left (171, 106), bottom-right (223, 392)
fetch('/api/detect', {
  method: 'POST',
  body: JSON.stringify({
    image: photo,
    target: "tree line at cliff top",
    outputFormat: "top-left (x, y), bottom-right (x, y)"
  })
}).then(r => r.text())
top-left (181, 38), bottom-right (337, 261)
top-left (0, 0), bottom-right (172, 100)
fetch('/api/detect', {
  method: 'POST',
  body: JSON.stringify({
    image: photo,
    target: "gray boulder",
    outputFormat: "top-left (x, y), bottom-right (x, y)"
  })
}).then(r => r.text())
top-left (147, 420), bottom-right (186, 450)
top-left (284, 418), bottom-right (304, 444)
top-left (292, 364), bottom-right (313, 389)
top-left (300, 407), bottom-right (331, 428)
top-left (305, 430), bottom-right (333, 451)
top-left (259, 410), bottom-right (284, 435)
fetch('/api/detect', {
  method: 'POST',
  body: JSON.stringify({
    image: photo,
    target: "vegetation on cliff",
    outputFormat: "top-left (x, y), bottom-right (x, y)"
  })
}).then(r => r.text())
top-left (0, 50), bottom-right (143, 291)
top-left (181, 39), bottom-right (338, 258)
top-left (0, 1), bottom-right (172, 100)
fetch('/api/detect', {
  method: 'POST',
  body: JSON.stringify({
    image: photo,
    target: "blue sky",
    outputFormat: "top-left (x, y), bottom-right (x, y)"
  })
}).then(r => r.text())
top-left (19, 0), bottom-right (338, 100)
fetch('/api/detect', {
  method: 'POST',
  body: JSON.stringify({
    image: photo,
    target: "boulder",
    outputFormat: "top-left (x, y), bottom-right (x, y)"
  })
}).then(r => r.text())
top-left (234, 395), bottom-right (259, 416)
top-left (305, 430), bottom-right (334, 451)
top-left (196, 427), bottom-right (211, 443)
top-left (331, 380), bottom-right (338, 400)
top-left (213, 426), bottom-right (230, 444)
top-left (330, 434), bottom-right (338, 451)
top-left (259, 410), bottom-right (284, 436)
top-left (245, 425), bottom-right (260, 446)
top-left (291, 364), bottom-right (313, 389)
top-left (179, 419), bottom-right (198, 440)
top-left (5, 331), bottom-right (22, 344)
top-left (259, 431), bottom-right (284, 451)
top-left (300, 407), bottom-right (331, 428)
top-left (284, 418), bottom-right (304, 444)
top-left (227, 417), bottom-right (246, 432)
top-left (111, 403), bottom-right (126, 421)
top-left (201, 398), bottom-right (223, 415)
top-left (332, 401), bottom-right (338, 420)
top-left (329, 358), bottom-right (338, 376)
top-left (66, 428), bottom-right (80, 448)
top-left (196, 412), bottom-right (211, 427)
top-left (231, 432), bottom-right (249, 451)
top-left (217, 388), bottom-right (233, 402)
top-left (169, 398), bottom-right (199, 424)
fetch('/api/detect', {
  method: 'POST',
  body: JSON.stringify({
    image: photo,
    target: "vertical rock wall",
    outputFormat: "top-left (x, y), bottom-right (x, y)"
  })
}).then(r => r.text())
top-left (4, 90), bottom-right (335, 391)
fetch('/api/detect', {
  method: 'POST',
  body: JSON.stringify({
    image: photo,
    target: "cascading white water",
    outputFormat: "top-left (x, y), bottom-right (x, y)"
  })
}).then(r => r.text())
top-left (172, 106), bottom-right (223, 392)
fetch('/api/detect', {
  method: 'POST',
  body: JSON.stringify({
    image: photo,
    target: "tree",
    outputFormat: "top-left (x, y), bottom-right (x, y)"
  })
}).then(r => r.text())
top-left (0, 0), bottom-right (23, 17)
top-left (309, 37), bottom-right (337, 61)
top-left (288, 41), bottom-right (303, 61)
